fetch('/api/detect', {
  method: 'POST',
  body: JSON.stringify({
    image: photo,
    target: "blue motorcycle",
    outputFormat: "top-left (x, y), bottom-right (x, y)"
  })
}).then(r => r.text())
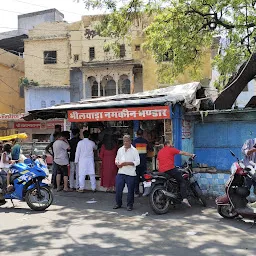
top-left (0, 158), bottom-right (53, 211)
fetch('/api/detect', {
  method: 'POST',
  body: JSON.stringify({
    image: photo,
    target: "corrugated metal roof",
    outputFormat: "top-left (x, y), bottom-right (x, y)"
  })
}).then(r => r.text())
top-left (50, 82), bottom-right (201, 109)
top-left (25, 82), bottom-right (201, 120)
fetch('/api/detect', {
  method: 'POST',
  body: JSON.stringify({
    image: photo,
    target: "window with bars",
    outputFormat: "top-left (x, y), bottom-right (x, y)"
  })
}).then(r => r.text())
top-left (44, 51), bottom-right (57, 64)
top-left (120, 44), bottom-right (126, 58)
top-left (92, 81), bottom-right (98, 97)
top-left (74, 54), bottom-right (79, 62)
top-left (105, 80), bottom-right (116, 96)
top-left (89, 47), bottom-right (95, 60)
top-left (121, 79), bottom-right (131, 94)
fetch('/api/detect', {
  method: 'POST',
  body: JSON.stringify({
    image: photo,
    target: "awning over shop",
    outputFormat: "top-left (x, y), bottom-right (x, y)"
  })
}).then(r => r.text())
top-left (24, 82), bottom-right (201, 121)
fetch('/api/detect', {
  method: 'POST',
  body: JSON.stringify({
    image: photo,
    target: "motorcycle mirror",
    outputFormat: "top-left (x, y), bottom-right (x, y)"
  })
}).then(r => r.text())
top-left (230, 150), bottom-right (236, 157)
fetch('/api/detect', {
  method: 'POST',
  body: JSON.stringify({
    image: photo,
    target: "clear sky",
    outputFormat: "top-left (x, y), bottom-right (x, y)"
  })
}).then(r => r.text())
top-left (0, 0), bottom-right (101, 33)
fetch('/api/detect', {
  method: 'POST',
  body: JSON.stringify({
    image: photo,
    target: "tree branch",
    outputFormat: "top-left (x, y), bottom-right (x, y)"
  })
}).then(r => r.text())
top-left (185, 7), bottom-right (256, 30)
top-left (185, 9), bottom-right (214, 17)
top-left (241, 31), bottom-right (253, 45)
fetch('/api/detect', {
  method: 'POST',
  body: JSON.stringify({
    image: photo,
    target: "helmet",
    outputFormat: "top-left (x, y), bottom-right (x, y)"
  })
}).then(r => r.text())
top-left (235, 187), bottom-right (250, 197)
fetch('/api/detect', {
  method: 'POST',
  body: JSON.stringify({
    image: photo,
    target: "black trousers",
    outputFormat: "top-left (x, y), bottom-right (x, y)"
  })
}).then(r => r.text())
top-left (115, 174), bottom-right (136, 207)
top-left (165, 168), bottom-right (187, 199)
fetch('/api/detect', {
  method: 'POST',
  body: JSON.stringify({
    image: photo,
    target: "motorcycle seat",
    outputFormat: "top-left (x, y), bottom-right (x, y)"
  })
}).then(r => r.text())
top-left (152, 172), bottom-right (170, 178)
top-left (151, 172), bottom-right (178, 183)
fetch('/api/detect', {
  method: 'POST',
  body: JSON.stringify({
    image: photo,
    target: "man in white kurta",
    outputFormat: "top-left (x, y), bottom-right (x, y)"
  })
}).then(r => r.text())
top-left (75, 131), bottom-right (97, 192)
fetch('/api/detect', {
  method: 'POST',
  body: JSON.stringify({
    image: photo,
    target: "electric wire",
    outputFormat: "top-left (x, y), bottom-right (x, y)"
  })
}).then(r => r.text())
top-left (13, 0), bottom-right (86, 16)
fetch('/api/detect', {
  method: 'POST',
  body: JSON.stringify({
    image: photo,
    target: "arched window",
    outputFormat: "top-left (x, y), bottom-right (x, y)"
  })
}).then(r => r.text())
top-left (60, 100), bottom-right (65, 104)
top-left (50, 100), bottom-right (56, 106)
top-left (92, 81), bottom-right (98, 97)
top-left (122, 79), bottom-right (131, 94)
top-left (41, 100), bottom-right (46, 108)
top-left (105, 80), bottom-right (116, 96)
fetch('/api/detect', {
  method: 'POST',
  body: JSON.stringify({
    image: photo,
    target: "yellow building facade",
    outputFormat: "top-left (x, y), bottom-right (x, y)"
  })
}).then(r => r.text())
top-left (0, 49), bottom-right (25, 113)
top-left (0, 49), bottom-right (25, 135)
top-left (24, 15), bottom-right (212, 103)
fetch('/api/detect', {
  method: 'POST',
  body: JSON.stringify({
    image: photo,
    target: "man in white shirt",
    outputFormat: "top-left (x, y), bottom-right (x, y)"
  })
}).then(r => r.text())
top-left (75, 131), bottom-right (97, 192)
top-left (114, 135), bottom-right (140, 211)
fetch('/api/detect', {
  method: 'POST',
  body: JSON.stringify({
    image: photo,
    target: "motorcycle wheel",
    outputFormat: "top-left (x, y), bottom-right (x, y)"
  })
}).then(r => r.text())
top-left (25, 187), bottom-right (53, 211)
top-left (217, 205), bottom-right (238, 219)
top-left (191, 183), bottom-right (207, 207)
top-left (149, 184), bottom-right (171, 215)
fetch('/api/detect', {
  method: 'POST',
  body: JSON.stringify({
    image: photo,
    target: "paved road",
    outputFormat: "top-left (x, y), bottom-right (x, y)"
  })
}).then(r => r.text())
top-left (0, 191), bottom-right (255, 256)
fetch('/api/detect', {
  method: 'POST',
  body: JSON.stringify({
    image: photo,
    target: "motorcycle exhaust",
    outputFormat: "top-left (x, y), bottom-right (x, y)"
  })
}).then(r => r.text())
top-left (162, 190), bottom-right (177, 199)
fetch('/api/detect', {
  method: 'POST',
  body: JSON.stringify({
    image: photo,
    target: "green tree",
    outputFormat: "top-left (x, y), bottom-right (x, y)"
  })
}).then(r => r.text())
top-left (77, 0), bottom-right (256, 90)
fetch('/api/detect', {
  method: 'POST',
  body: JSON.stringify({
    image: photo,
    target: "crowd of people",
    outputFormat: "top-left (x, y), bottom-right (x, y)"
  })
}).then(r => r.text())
top-left (47, 125), bottom-right (144, 205)
top-left (45, 124), bottom-right (148, 210)
top-left (46, 124), bottom-right (196, 211)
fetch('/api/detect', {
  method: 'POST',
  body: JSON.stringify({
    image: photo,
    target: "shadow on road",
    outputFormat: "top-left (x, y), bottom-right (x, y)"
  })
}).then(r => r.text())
top-left (0, 191), bottom-right (255, 256)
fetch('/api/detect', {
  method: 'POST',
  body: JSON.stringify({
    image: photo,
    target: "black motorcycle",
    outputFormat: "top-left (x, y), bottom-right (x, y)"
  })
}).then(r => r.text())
top-left (143, 157), bottom-right (207, 214)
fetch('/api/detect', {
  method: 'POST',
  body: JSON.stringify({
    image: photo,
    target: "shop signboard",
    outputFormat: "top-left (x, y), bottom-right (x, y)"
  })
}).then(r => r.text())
top-left (14, 120), bottom-right (64, 129)
top-left (0, 113), bottom-right (24, 120)
top-left (14, 122), bottom-right (41, 129)
top-left (68, 106), bottom-right (171, 122)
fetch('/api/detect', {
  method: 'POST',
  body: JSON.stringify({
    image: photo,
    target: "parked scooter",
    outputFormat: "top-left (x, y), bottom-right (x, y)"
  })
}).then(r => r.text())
top-left (216, 150), bottom-right (256, 224)
top-left (0, 158), bottom-right (53, 211)
top-left (143, 156), bottom-right (206, 214)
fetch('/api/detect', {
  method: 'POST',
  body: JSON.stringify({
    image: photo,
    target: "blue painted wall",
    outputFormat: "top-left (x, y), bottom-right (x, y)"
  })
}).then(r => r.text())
top-left (25, 87), bottom-right (70, 112)
top-left (194, 121), bottom-right (256, 171)
top-left (172, 104), bottom-right (182, 166)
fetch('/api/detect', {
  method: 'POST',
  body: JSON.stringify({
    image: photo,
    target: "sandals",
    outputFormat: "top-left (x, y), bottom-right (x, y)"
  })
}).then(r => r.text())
top-left (77, 189), bottom-right (85, 193)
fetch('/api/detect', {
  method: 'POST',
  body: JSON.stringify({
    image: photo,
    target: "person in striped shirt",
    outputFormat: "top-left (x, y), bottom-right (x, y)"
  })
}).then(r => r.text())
top-left (133, 129), bottom-right (149, 197)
